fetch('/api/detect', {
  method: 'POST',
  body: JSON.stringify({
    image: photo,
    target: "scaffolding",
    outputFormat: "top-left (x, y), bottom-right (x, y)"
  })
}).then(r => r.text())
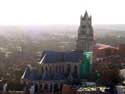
top-left (80, 52), bottom-right (93, 79)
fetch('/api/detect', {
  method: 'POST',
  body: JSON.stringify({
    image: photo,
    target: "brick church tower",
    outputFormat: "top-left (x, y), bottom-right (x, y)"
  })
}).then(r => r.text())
top-left (76, 11), bottom-right (94, 52)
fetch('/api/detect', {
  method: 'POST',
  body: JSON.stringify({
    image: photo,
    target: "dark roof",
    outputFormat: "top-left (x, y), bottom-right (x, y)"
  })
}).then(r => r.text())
top-left (22, 66), bottom-right (40, 81)
top-left (30, 69), bottom-right (40, 81)
top-left (39, 50), bottom-right (83, 64)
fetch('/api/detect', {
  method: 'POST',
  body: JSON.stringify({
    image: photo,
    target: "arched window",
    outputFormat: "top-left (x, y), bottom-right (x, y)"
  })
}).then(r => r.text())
top-left (56, 65), bottom-right (58, 72)
top-left (41, 67), bottom-right (43, 73)
top-left (49, 84), bottom-right (52, 92)
top-left (72, 65), bottom-right (78, 78)
top-left (74, 65), bottom-right (78, 73)
top-left (49, 66), bottom-right (52, 72)
top-left (67, 64), bottom-right (71, 73)
top-left (62, 65), bottom-right (64, 73)
top-left (59, 65), bottom-right (61, 72)
top-left (65, 64), bottom-right (71, 77)
top-left (45, 66), bottom-right (48, 72)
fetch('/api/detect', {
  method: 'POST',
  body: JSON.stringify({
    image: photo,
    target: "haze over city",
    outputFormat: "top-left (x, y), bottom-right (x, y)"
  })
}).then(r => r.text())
top-left (0, 0), bottom-right (125, 94)
top-left (0, 0), bottom-right (125, 25)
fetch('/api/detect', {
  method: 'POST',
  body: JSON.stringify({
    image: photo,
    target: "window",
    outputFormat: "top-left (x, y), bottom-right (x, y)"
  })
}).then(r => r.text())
top-left (59, 65), bottom-right (61, 72)
top-left (67, 64), bottom-right (71, 73)
top-left (56, 65), bottom-right (58, 72)
top-left (72, 65), bottom-right (78, 78)
top-left (49, 66), bottom-right (52, 72)
top-left (45, 66), bottom-right (48, 71)
top-left (62, 65), bottom-right (64, 72)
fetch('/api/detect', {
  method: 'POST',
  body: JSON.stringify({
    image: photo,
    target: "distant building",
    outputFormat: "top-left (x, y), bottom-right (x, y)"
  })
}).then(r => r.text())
top-left (118, 44), bottom-right (125, 57)
top-left (94, 43), bottom-right (118, 58)
top-left (94, 43), bottom-right (125, 83)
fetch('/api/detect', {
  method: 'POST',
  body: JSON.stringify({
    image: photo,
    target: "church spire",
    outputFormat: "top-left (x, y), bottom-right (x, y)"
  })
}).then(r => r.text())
top-left (84, 10), bottom-right (89, 19)
top-left (76, 11), bottom-right (94, 52)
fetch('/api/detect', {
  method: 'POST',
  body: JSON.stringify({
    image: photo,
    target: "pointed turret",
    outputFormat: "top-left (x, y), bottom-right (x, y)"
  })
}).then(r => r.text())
top-left (84, 11), bottom-right (89, 19)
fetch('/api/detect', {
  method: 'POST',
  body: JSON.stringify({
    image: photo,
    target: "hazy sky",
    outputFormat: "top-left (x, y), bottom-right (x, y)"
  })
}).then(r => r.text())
top-left (0, 0), bottom-right (124, 25)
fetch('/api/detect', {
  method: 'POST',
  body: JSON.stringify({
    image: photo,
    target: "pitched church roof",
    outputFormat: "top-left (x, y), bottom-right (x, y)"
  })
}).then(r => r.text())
top-left (21, 66), bottom-right (40, 81)
top-left (39, 50), bottom-right (83, 64)
top-left (30, 68), bottom-right (40, 81)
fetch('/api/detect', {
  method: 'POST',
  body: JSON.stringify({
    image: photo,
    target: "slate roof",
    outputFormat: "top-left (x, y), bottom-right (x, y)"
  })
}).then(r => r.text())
top-left (30, 69), bottom-right (40, 81)
top-left (22, 66), bottom-right (40, 81)
top-left (39, 50), bottom-right (83, 64)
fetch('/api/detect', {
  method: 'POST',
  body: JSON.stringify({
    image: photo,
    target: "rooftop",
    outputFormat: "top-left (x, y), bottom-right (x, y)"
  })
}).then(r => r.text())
top-left (39, 50), bottom-right (83, 64)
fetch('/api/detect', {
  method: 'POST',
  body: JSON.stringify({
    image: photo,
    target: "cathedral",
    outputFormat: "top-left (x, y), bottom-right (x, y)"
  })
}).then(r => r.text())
top-left (22, 11), bottom-right (94, 92)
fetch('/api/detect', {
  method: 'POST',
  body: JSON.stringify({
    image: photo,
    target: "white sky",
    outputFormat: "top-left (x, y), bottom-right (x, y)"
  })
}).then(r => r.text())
top-left (0, 0), bottom-right (125, 25)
